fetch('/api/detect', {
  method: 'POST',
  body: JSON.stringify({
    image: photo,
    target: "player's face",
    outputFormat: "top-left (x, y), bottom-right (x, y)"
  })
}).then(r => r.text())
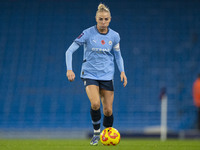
top-left (96, 12), bottom-right (111, 31)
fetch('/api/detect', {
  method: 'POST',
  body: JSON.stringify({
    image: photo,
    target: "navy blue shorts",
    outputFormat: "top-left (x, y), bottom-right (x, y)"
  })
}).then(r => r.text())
top-left (82, 78), bottom-right (114, 91)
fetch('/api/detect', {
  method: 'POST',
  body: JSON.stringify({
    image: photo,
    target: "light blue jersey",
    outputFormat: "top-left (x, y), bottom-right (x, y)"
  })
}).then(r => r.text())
top-left (66, 25), bottom-right (124, 80)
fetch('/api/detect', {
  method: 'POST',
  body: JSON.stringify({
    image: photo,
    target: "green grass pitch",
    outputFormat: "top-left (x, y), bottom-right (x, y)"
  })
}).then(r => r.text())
top-left (0, 139), bottom-right (200, 150)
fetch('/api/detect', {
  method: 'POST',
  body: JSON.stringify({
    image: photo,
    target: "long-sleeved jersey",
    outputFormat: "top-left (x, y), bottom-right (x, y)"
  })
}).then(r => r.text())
top-left (66, 25), bottom-right (124, 80)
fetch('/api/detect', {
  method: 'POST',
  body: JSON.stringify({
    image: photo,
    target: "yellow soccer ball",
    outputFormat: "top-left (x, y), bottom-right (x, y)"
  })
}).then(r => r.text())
top-left (100, 127), bottom-right (120, 146)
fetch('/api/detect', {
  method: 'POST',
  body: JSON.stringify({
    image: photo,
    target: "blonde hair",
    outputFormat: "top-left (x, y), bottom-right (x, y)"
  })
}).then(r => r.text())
top-left (96, 3), bottom-right (111, 17)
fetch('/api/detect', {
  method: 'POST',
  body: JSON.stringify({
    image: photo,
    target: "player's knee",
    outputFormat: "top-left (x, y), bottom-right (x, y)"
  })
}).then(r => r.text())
top-left (103, 107), bottom-right (112, 116)
top-left (91, 102), bottom-right (100, 110)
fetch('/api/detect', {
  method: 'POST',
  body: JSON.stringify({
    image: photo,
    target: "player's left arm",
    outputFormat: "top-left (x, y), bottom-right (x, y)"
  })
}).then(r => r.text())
top-left (113, 43), bottom-right (127, 87)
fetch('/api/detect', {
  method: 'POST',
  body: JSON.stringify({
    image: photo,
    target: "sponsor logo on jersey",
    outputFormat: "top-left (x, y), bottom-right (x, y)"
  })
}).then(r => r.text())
top-left (92, 48), bottom-right (110, 52)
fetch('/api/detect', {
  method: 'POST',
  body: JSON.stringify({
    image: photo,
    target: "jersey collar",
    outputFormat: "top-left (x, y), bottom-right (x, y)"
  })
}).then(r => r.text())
top-left (95, 25), bottom-right (110, 35)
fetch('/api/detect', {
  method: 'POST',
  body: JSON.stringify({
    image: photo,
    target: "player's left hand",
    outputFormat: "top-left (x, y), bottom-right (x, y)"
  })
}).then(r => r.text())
top-left (120, 72), bottom-right (127, 87)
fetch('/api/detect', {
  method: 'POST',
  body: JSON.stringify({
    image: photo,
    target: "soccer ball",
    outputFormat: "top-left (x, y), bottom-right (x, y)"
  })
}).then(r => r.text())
top-left (100, 127), bottom-right (120, 146)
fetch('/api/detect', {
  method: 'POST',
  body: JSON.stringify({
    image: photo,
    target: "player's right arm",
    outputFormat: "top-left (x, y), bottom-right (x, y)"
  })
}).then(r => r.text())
top-left (66, 30), bottom-right (87, 82)
top-left (65, 42), bottom-right (80, 81)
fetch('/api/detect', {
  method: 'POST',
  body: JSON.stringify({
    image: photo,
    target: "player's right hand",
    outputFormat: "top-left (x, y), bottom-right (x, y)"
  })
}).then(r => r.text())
top-left (66, 70), bottom-right (75, 82)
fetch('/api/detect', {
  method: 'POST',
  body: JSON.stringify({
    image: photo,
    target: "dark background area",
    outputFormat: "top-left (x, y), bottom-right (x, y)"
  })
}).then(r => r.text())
top-left (0, 0), bottom-right (200, 133)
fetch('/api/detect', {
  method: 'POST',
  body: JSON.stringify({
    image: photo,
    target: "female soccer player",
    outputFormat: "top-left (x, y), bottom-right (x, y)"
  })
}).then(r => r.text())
top-left (65, 3), bottom-right (127, 145)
